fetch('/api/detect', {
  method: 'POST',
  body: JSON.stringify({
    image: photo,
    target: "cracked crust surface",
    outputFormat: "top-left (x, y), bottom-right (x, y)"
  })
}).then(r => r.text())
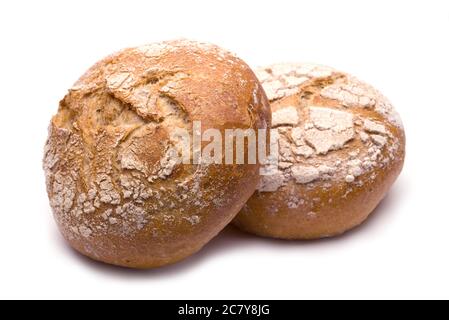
top-left (233, 63), bottom-right (405, 240)
top-left (43, 40), bottom-right (271, 268)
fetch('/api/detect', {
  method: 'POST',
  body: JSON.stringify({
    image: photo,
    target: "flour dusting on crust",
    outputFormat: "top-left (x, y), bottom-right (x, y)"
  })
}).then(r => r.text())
top-left (256, 63), bottom-right (404, 194)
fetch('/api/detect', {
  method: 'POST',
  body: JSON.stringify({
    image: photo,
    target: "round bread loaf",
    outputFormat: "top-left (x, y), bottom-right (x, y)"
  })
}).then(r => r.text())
top-left (233, 63), bottom-right (405, 239)
top-left (43, 40), bottom-right (271, 268)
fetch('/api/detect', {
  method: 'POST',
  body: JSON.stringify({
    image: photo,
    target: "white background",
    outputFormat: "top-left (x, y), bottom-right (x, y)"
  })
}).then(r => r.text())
top-left (0, 0), bottom-right (448, 300)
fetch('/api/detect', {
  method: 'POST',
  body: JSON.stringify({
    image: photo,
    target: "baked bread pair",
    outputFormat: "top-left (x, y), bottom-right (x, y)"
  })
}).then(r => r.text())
top-left (44, 40), bottom-right (405, 268)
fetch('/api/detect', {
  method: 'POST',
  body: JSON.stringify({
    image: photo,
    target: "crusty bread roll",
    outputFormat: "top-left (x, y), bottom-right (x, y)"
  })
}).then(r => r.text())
top-left (233, 63), bottom-right (405, 239)
top-left (43, 40), bottom-right (271, 268)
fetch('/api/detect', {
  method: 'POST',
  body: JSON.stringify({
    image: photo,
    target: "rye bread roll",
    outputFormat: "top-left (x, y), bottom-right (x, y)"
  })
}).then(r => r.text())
top-left (43, 40), bottom-right (271, 268)
top-left (233, 63), bottom-right (405, 239)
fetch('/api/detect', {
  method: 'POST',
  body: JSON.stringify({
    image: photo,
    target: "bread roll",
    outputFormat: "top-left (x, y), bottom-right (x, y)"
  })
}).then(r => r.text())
top-left (233, 63), bottom-right (405, 239)
top-left (43, 40), bottom-right (271, 268)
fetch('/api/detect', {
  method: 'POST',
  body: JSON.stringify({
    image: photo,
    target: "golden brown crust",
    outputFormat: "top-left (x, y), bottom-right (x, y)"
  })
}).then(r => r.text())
top-left (43, 40), bottom-right (271, 268)
top-left (233, 63), bottom-right (405, 239)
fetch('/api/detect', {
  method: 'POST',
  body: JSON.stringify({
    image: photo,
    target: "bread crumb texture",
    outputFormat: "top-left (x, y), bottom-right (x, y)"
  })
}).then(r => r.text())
top-left (256, 63), bottom-right (404, 194)
top-left (43, 40), bottom-right (269, 265)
